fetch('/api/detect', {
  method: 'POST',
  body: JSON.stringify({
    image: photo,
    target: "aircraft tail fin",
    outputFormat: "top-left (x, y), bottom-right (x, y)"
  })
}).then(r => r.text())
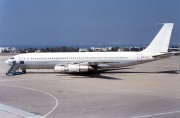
top-left (142, 23), bottom-right (174, 53)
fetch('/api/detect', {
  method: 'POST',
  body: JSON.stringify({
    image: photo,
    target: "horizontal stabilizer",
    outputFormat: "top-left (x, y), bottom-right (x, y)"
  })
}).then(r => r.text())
top-left (152, 53), bottom-right (171, 59)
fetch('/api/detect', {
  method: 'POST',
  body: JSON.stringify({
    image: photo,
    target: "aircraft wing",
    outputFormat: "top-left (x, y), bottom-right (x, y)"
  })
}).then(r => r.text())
top-left (54, 61), bottom-right (121, 72)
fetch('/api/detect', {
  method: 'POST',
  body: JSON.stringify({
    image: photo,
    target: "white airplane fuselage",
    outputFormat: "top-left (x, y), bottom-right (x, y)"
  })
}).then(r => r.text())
top-left (6, 52), bottom-right (160, 69)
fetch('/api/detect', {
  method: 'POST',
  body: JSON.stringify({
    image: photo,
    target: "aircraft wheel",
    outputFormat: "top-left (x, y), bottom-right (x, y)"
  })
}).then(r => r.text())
top-left (22, 70), bottom-right (26, 74)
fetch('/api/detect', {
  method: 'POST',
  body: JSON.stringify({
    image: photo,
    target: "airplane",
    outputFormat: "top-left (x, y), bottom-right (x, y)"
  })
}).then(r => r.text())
top-left (5, 23), bottom-right (174, 75)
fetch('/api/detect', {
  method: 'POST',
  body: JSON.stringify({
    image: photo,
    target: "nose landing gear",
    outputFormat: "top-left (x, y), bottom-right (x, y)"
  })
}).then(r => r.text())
top-left (22, 70), bottom-right (26, 74)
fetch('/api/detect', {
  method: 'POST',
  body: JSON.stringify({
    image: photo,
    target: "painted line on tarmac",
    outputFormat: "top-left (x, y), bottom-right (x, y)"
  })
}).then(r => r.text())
top-left (132, 110), bottom-right (180, 118)
top-left (0, 103), bottom-right (41, 118)
top-left (0, 84), bottom-right (58, 118)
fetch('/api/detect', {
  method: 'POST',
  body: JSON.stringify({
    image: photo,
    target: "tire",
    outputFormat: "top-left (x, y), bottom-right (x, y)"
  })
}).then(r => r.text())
top-left (22, 70), bottom-right (26, 74)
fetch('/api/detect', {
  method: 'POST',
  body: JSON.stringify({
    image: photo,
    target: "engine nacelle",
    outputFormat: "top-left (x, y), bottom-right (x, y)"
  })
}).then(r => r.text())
top-left (54, 64), bottom-right (94, 72)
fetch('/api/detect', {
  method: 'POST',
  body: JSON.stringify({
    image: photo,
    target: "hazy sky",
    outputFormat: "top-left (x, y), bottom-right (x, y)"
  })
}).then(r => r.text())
top-left (0, 0), bottom-right (179, 47)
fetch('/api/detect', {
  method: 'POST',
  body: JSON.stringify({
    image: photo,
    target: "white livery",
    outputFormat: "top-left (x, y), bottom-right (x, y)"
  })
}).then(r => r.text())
top-left (5, 23), bottom-right (174, 74)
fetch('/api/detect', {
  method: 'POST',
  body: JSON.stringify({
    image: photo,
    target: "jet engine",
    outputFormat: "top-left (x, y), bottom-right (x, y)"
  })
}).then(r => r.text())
top-left (54, 64), bottom-right (94, 72)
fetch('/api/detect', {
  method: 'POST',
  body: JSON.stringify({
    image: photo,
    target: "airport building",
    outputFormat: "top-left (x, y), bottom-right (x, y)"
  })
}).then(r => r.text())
top-left (79, 48), bottom-right (89, 52)
top-left (0, 47), bottom-right (17, 53)
top-left (91, 47), bottom-right (112, 52)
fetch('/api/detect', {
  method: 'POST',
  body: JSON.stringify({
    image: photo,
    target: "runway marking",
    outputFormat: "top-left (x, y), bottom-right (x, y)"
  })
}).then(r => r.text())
top-left (0, 103), bottom-right (41, 118)
top-left (0, 84), bottom-right (58, 118)
top-left (132, 110), bottom-right (180, 118)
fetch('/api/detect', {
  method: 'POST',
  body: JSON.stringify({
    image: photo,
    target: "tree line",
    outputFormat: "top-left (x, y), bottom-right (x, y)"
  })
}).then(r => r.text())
top-left (1, 46), bottom-right (144, 53)
top-left (19, 46), bottom-right (80, 53)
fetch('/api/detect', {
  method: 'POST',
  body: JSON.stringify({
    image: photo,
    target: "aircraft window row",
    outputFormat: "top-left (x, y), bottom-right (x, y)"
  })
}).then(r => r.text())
top-left (23, 57), bottom-right (128, 60)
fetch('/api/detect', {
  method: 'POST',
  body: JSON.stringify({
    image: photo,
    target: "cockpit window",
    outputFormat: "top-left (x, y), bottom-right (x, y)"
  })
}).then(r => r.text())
top-left (10, 57), bottom-right (14, 59)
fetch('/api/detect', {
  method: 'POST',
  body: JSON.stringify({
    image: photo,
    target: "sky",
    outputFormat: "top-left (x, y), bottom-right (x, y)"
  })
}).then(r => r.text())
top-left (0, 0), bottom-right (179, 47)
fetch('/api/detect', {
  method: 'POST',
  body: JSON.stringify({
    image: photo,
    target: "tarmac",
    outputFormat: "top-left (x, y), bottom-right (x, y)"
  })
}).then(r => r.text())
top-left (0, 55), bottom-right (180, 118)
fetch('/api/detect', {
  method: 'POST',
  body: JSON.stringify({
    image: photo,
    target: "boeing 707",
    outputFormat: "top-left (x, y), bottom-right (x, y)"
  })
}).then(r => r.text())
top-left (5, 23), bottom-right (174, 75)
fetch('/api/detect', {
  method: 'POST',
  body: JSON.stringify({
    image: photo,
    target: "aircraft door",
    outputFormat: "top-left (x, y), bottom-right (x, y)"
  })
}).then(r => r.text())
top-left (19, 54), bottom-right (24, 64)
top-left (137, 53), bottom-right (142, 61)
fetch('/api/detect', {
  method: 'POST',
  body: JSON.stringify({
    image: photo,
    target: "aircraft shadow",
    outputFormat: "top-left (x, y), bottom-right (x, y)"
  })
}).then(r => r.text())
top-left (57, 68), bottom-right (133, 80)
top-left (26, 69), bottom-right (179, 75)
top-left (26, 69), bottom-right (179, 80)
top-left (68, 72), bottom-right (122, 80)
top-left (101, 70), bottom-right (180, 74)
top-left (69, 69), bottom-right (179, 80)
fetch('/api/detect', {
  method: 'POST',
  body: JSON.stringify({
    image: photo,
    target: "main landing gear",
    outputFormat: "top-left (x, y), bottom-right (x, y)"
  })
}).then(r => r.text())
top-left (22, 70), bottom-right (26, 74)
